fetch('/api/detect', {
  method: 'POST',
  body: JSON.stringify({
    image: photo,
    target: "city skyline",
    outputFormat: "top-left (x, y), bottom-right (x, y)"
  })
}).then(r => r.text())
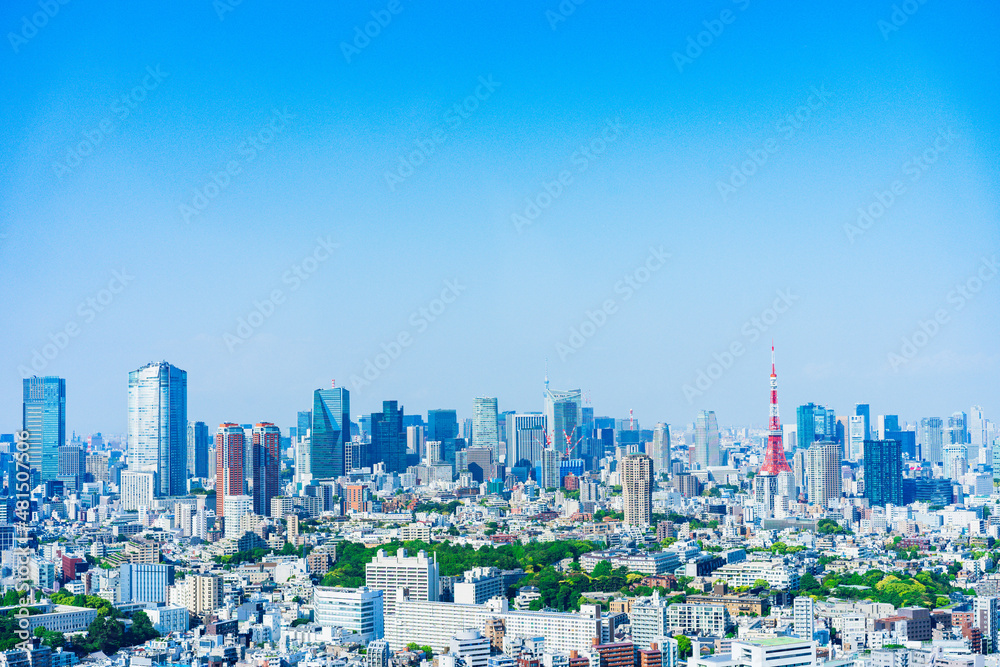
top-left (1, 2), bottom-right (997, 434)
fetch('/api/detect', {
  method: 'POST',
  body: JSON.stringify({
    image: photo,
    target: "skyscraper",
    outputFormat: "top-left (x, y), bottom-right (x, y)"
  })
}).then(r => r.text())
top-left (543, 381), bottom-right (582, 450)
top-left (371, 401), bottom-right (406, 473)
top-left (970, 406), bottom-right (987, 447)
top-left (128, 362), bottom-right (187, 496)
top-left (848, 416), bottom-right (866, 462)
top-left (427, 409), bottom-right (459, 467)
top-left (806, 441), bottom-right (841, 507)
top-left (855, 404), bottom-right (871, 440)
top-left (692, 410), bottom-right (720, 469)
top-left (472, 397), bottom-right (500, 462)
top-left (943, 443), bottom-right (968, 481)
top-left (22, 376), bottom-right (66, 484)
top-left (187, 421), bottom-right (209, 479)
top-left (215, 423), bottom-right (245, 520)
top-left (252, 423), bottom-right (280, 516)
top-left (650, 423), bottom-right (671, 474)
top-left (864, 439), bottom-right (902, 507)
top-left (919, 417), bottom-right (944, 464)
top-left (621, 453), bottom-right (653, 527)
top-left (312, 386), bottom-right (350, 480)
top-left (948, 412), bottom-right (968, 445)
top-left (506, 413), bottom-right (546, 468)
top-left (793, 597), bottom-right (815, 640)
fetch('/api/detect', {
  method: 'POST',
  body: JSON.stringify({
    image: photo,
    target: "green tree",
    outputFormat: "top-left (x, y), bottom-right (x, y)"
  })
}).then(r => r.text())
top-left (675, 635), bottom-right (692, 659)
top-left (591, 560), bottom-right (613, 578)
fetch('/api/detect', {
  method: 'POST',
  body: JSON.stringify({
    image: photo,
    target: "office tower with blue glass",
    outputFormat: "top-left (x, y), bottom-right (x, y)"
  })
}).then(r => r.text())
top-left (312, 386), bottom-right (350, 479)
top-left (187, 421), bottom-right (209, 480)
top-left (427, 409), bottom-right (459, 468)
top-left (128, 362), bottom-right (188, 496)
top-left (864, 439), bottom-right (902, 506)
top-left (371, 400), bottom-right (406, 473)
top-left (22, 376), bottom-right (66, 485)
top-left (472, 397), bottom-right (500, 462)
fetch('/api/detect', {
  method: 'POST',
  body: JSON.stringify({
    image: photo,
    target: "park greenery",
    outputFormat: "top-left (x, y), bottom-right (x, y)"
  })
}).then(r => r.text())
top-left (320, 539), bottom-right (601, 589)
top-left (796, 568), bottom-right (968, 608)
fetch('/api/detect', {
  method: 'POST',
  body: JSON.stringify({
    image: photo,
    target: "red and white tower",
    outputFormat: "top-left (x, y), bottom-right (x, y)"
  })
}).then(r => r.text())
top-left (759, 344), bottom-right (792, 475)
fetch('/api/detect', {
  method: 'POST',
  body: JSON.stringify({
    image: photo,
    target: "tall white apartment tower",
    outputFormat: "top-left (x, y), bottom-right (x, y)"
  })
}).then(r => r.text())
top-left (793, 596), bottom-right (815, 640)
top-left (365, 548), bottom-right (440, 618)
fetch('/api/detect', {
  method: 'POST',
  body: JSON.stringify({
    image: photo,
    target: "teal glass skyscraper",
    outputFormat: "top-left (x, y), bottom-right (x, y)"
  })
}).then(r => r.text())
top-left (22, 376), bottom-right (66, 484)
top-left (311, 386), bottom-right (350, 479)
top-left (128, 362), bottom-right (188, 496)
top-left (371, 400), bottom-right (405, 473)
top-left (864, 439), bottom-right (902, 506)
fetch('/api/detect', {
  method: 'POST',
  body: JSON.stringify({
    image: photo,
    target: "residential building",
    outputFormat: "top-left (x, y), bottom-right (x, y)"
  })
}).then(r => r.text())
top-left (252, 422), bottom-right (280, 516)
top-left (118, 563), bottom-right (174, 604)
top-left (806, 441), bottom-right (841, 507)
top-left (366, 548), bottom-right (440, 618)
top-left (793, 596), bottom-right (814, 640)
top-left (729, 637), bottom-right (816, 667)
top-left (120, 471), bottom-right (155, 511)
top-left (621, 454), bottom-right (653, 527)
top-left (454, 567), bottom-right (504, 605)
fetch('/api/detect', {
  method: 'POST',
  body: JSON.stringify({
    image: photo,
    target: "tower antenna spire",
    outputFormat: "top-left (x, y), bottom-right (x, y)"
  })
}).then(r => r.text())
top-left (759, 342), bottom-right (791, 475)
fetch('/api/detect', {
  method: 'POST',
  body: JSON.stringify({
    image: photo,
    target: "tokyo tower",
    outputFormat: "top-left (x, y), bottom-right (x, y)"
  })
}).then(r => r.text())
top-left (758, 344), bottom-right (792, 475)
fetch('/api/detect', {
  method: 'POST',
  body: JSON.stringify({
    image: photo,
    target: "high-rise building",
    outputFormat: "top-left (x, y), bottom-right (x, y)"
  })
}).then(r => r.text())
top-left (540, 447), bottom-right (560, 489)
top-left (465, 445), bottom-right (494, 482)
top-left (650, 423), bottom-right (671, 474)
top-left (427, 409), bottom-right (459, 468)
top-left (848, 416), bottom-right (866, 462)
top-left (312, 387), bottom-right (350, 480)
top-left (796, 403), bottom-right (834, 448)
top-left (22, 376), bottom-right (66, 484)
top-left (970, 406), bottom-right (988, 448)
top-left (365, 547), bottom-right (439, 617)
top-left (406, 425), bottom-right (424, 458)
top-left (943, 444), bottom-right (968, 481)
top-left (223, 495), bottom-right (253, 538)
top-left (187, 421), bottom-right (209, 479)
top-left (948, 412), bottom-right (969, 445)
top-left (544, 382), bottom-right (582, 451)
top-left (693, 411), bottom-right (720, 469)
top-left (793, 596), bottom-right (815, 640)
top-left (371, 401), bottom-right (406, 473)
top-left (507, 413), bottom-right (546, 468)
top-left (621, 454), bottom-right (653, 527)
top-left (855, 404), bottom-right (871, 440)
top-left (128, 362), bottom-right (187, 496)
top-left (215, 423), bottom-right (245, 520)
top-left (121, 470), bottom-right (156, 511)
top-left (86, 452), bottom-right (110, 484)
top-left (57, 445), bottom-right (85, 489)
top-left (919, 417), bottom-right (944, 464)
top-left (806, 441), bottom-right (841, 507)
top-left (252, 423), bottom-right (280, 516)
top-left (472, 397), bottom-right (500, 462)
top-left (864, 439), bottom-right (902, 506)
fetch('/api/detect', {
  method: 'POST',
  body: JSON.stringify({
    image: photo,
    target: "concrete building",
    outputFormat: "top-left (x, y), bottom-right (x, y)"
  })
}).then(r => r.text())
top-left (146, 604), bottom-right (189, 635)
top-left (119, 563), bottom-right (174, 604)
top-left (454, 567), bottom-right (504, 606)
top-left (313, 586), bottom-right (384, 643)
top-left (450, 629), bottom-right (491, 667)
top-left (712, 560), bottom-right (799, 590)
top-left (793, 596), bottom-right (814, 640)
top-left (806, 441), bottom-right (841, 507)
top-left (729, 637), bottom-right (815, 667)
top-left (664, 603), bottom-right (729, 637)
top-left (366, 548), bottom-right (440, 618)
top-left (121, 471), bottom-right (156, 511)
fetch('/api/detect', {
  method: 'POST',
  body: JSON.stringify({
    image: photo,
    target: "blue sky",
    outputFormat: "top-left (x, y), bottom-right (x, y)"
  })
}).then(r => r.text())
top-left (1, 1), bottom-right (998, 436)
